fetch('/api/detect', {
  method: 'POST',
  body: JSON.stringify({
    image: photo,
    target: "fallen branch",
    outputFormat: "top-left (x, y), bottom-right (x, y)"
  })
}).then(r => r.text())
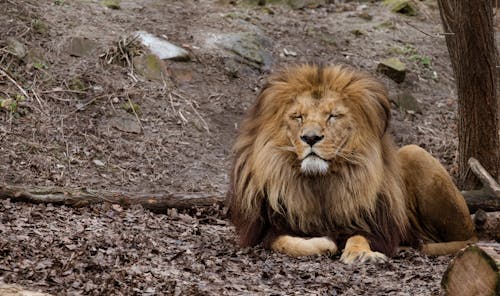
top-left (0, 184), bottom-right (224, 212)
top-left (462, 188), bottom-right (500, 212)
top-left (441, 245), bottom-right (499, 296)
top-left (473, 210), bottom-right (500, 241)
top-left (460, 157), bottom-right (500, 212)
top-left (468, 157), bottom-right (500, 197)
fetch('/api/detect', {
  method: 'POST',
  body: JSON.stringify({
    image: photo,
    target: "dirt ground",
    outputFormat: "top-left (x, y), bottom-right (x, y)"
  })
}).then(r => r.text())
top-left (0, 0), bottom-right (495, 295)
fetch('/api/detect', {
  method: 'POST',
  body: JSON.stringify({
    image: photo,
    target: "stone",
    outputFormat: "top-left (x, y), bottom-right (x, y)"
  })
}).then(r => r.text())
top-left (7, 38), bottom-right (27, 59)
top-left (377, 57), bottom-right (406, 83)
top-left (136, 31), bottom-right (190, 61)
top-left (132, 54), bottom-right (167, 81)
top-left (93, 159), bottom-right (105, 167)
top-left (390, 91), bottom-right (422, 113)
top-left (383, 0), bottom-right (417, 16)
top-left (102, 0), bottom-right (120, 9)
top-left (109, 116), bottom-right (142, 134)
top-left (206, 31), bottom-right (273, 70)
top-left (65, 37), bottom-right (99, 57)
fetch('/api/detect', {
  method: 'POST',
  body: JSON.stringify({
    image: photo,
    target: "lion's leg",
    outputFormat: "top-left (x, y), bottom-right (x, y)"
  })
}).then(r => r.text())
top-left (340, 235), bottom-right (388, 264)
top-left (398, 145), bottom-right (476, 255)
top-left (270, 235), bottom-right (338, 257)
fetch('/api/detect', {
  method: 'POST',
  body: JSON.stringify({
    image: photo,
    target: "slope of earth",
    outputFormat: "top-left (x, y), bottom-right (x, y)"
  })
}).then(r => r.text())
top-left (0, 0), bottom-right (483, 295)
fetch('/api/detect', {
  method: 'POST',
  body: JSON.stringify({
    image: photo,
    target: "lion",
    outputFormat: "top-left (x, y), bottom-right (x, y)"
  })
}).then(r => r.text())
top-left (227, 64), bottom-right (476, 263)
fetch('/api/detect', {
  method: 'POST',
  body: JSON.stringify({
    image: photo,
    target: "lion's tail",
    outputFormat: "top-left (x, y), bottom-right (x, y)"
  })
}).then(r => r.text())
top-left (420, 237), bottom-right (478, 256)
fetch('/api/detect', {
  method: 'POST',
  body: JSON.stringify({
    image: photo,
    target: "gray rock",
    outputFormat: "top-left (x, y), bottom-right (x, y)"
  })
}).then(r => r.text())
top-left (7, 38), bottom-right (27, 59)
top-left (383, 0), bottom-right (417, 16)
top-left (136, 31), bottom-right (190, 61)
top-left (390, 91), bottom-right (422, 113)
top-left (65, 37), bottom-right (98, 57)
top-left (377, 57), bottom-right (406, 83)
top-left (109, 116), bottom-right (142, 134)
top-left (206, 31), bottom-right (273, 70)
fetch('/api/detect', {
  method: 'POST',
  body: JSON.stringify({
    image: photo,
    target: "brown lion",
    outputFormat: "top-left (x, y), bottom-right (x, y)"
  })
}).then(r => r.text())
top-left (228, 64), bottom-right (476, 263)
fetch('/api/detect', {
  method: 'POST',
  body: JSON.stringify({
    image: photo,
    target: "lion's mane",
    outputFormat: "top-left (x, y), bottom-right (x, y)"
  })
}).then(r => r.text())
top-left (228, 64), bottom-right (410, 256)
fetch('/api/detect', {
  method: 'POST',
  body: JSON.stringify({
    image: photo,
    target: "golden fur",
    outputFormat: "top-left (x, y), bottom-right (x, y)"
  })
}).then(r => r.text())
top-left (228, 64), bottom-right (475, 262)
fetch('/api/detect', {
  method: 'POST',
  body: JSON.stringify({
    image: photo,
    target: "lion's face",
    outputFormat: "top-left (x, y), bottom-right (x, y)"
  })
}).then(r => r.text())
top-left (230, 64), bottom-right (407, 239)
top-left (285, 91), bottom-right (355, 175)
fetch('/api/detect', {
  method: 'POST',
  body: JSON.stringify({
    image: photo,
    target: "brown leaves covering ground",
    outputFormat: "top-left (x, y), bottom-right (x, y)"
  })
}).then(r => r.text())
top-left (0, 199), bottom-right (450, 295)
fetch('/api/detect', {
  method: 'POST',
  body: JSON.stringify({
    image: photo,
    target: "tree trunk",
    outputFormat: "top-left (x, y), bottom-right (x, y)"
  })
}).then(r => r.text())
top-left (437, 0), bottom-right (500, 190)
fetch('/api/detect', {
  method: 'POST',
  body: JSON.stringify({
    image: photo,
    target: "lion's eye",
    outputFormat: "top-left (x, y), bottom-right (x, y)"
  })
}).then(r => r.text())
top-left (328, 114), bottom-right (338, 121)
top-left (292, 114), bottom-right (303, 122)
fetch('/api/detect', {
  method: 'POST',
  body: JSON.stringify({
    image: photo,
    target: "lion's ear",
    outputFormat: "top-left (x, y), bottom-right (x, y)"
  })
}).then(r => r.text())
top-left (357, 74), bottom-right (391, 138)
top-left (345, 73), bottom-right (391, 138)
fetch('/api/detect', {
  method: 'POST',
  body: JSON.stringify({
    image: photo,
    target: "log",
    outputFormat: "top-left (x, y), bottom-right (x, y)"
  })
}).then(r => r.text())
top-left (441, 245), bottom-right (500, 296)
top-left (0, 284), bottom-right (52, 296)
top-left (473, 210), bottom-right (500, 241)
top-left (0, 184), bottom-right (224, 213)
top-left (463, 188), bottom-right (500, 212)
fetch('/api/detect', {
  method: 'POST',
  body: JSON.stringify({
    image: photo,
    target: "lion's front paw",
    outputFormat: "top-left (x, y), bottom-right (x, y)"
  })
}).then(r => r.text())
top-left (340, 249), bottom-right (388, 264)
top-left (340, 235), bottom-right (388, 264)
top-left (271, 235), bottom-right (338, 257)
top-left (308, 237), bottom-right (338, 256)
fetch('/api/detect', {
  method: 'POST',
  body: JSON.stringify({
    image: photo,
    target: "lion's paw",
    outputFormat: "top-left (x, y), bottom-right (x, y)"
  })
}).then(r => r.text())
top-left (308, 237), bottom-right (338, 256)
top-left (271, 236), bottom-right (338, 257)
top-left (340, 249), bottom-right (388, 264)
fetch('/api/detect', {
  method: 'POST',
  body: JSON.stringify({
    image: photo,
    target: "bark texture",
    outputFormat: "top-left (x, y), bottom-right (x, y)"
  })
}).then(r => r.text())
top-left (438, 0), bottom-right (500, 189)
top-left (0, 185), bottom-right (224, 212)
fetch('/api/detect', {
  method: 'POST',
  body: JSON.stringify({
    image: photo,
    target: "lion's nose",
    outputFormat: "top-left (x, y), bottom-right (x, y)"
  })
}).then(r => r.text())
top-left (300, 134), bottom-right (324, 146)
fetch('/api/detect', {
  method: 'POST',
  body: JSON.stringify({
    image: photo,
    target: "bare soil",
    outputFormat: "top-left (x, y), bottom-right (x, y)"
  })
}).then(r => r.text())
top-left (0, 0), bottom-right (494, 295)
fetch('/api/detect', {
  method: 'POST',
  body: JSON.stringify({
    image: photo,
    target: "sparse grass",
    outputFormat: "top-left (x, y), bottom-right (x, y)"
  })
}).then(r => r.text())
top-left (387, 44), bottom-right (433, 70)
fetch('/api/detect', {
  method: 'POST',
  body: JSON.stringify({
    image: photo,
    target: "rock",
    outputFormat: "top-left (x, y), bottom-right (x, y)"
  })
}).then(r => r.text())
top-left (136, 31), bottom-right (190, 61)
top-left (93, 159), bottom-right (105, 167)
top-left (7, 38), bottom-right (27, 59)
top-left (65, 37), bottom-right (99, 57)
top-left (102, 0), bottom-right (120, 9)
top-left (383, 0), bottom-right (417, 16)
top-left (377, 57), bottom-right (406, 83)
top-left (206, 31), bottom-right (273, 70)
top-left (109, 116), bottom-right (142, 134)
top-left (390, 91), bottom-right (421, 113)
top-left (222, 57), bottom-right (253, 78)
top-left (132, 54), bottom-right (167, 81)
